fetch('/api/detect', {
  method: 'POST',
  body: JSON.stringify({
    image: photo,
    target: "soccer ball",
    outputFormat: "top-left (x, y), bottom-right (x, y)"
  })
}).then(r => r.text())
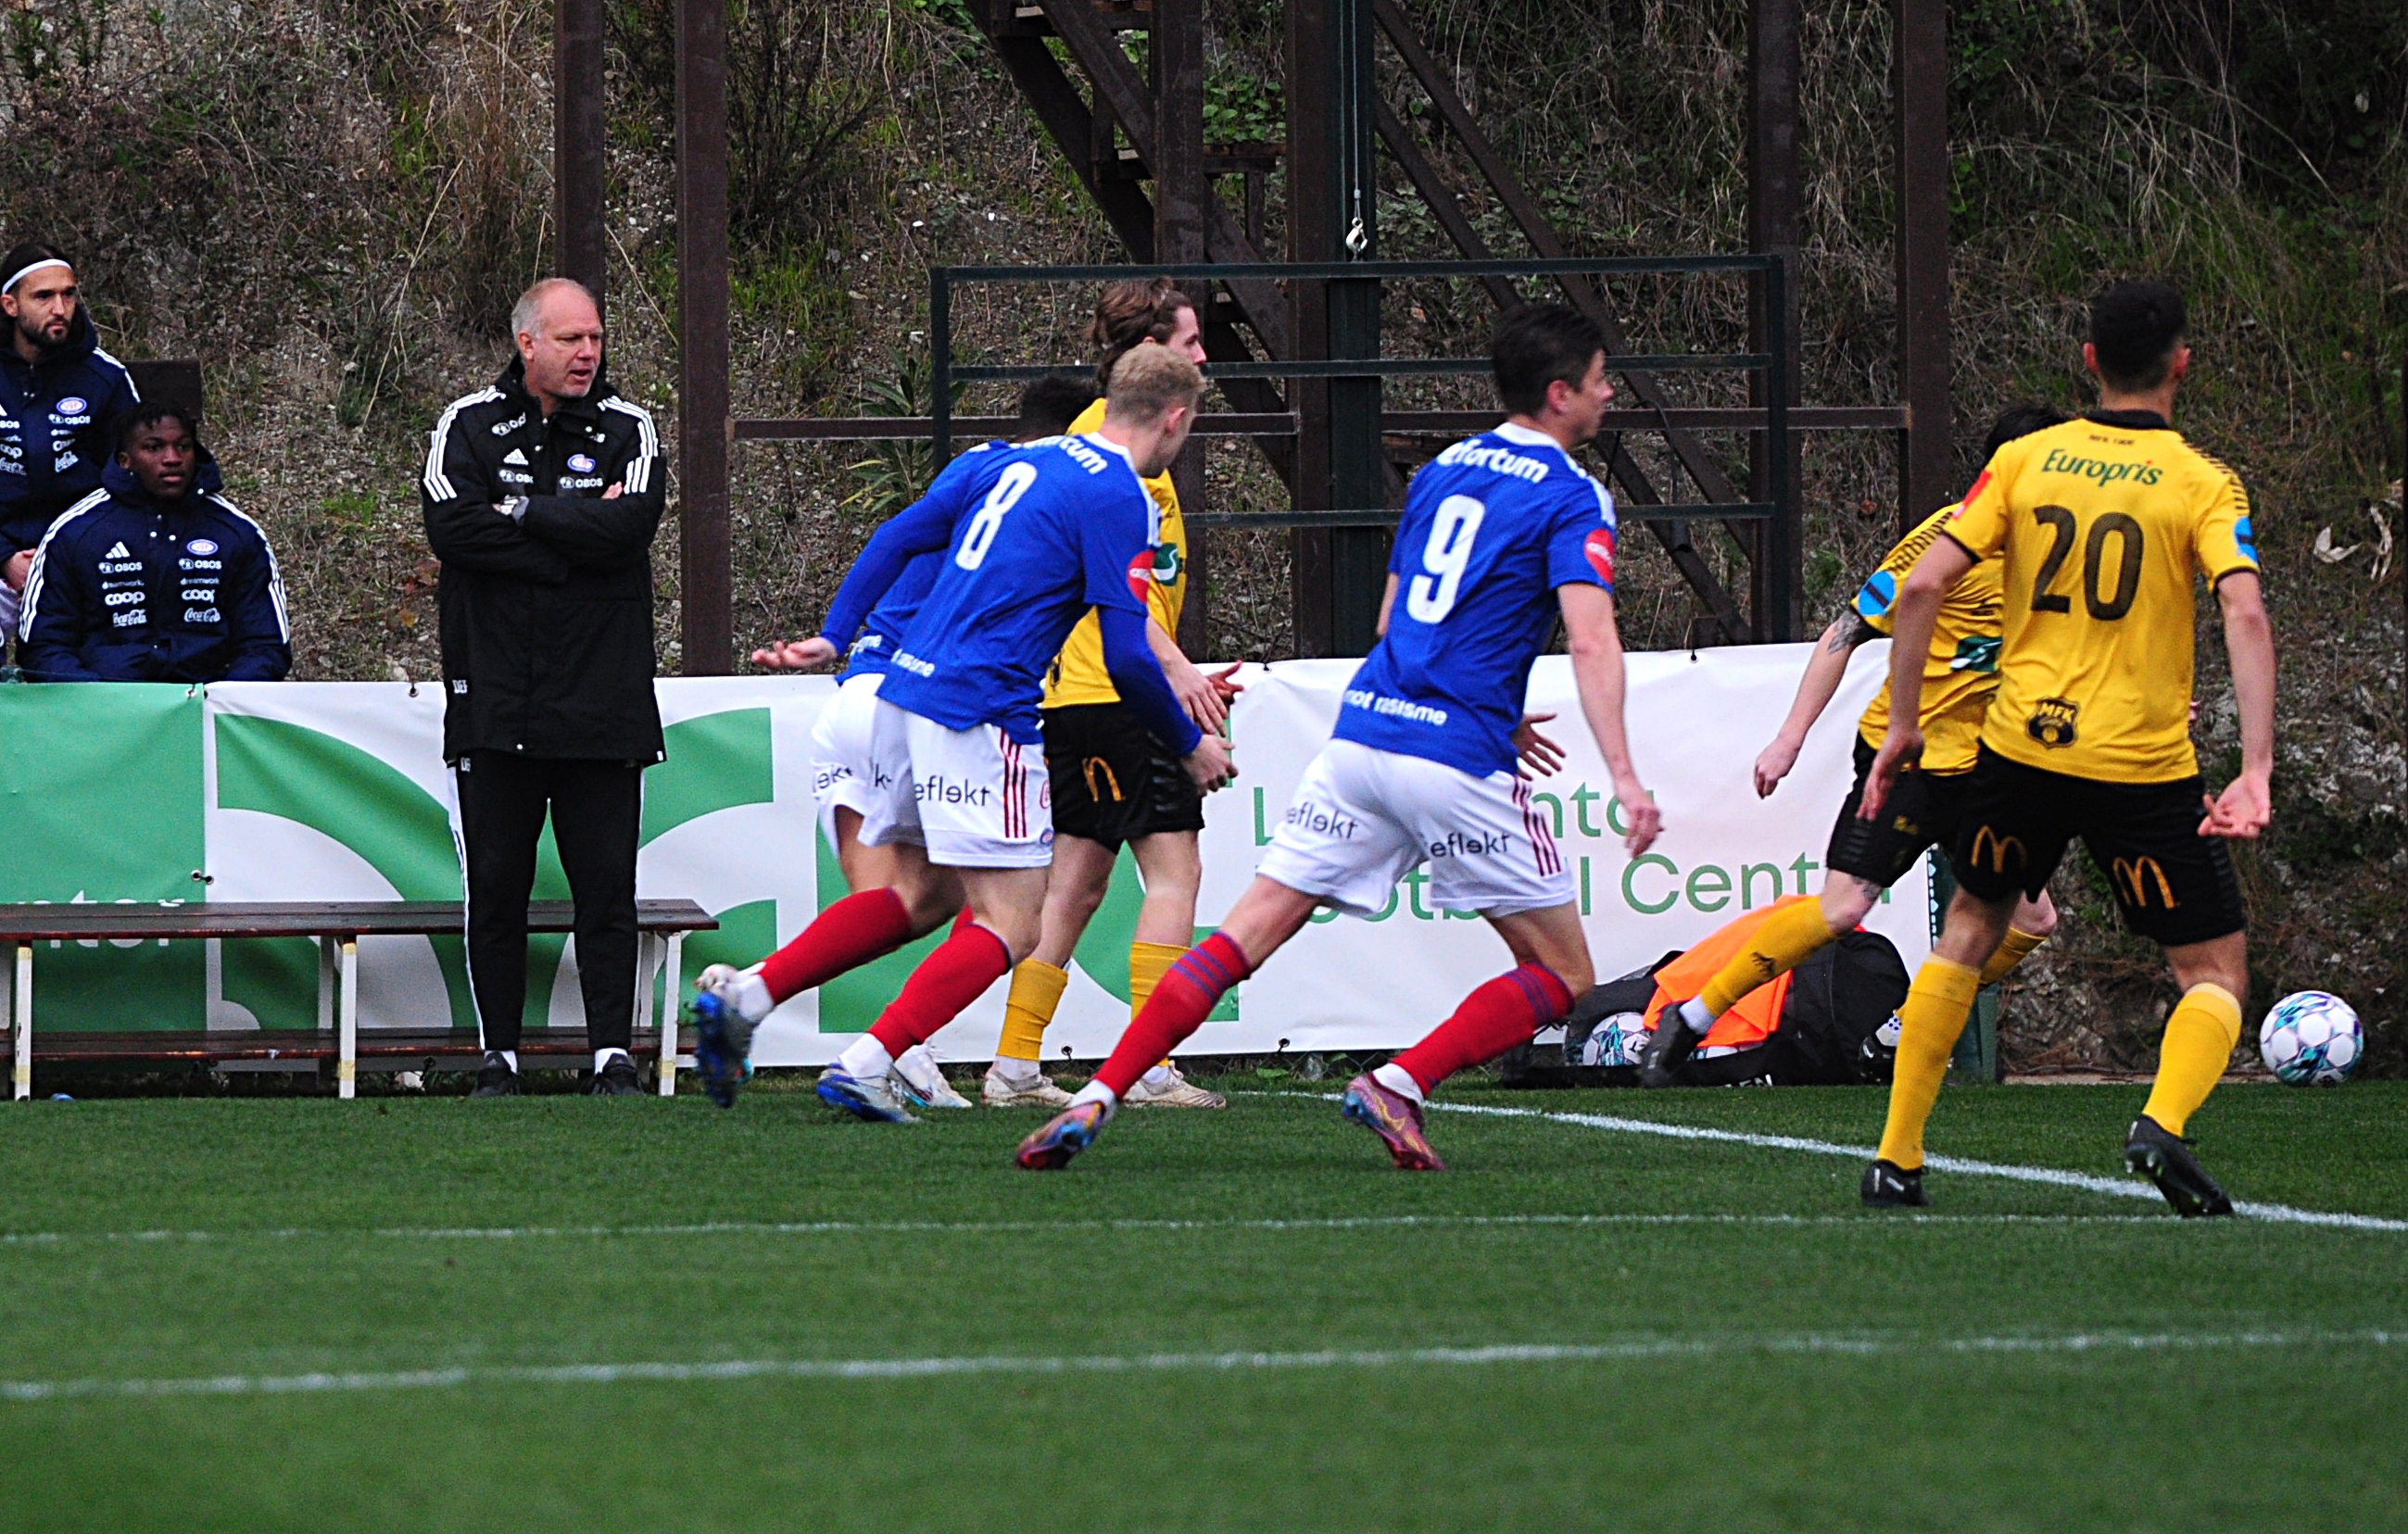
top-left (2257, 991), bottom-right (2363, 1087)
top-left (1581, 1012), bottom-right (1651, 1068)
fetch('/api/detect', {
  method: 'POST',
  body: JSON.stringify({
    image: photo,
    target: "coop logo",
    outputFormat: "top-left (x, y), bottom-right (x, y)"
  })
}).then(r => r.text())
top-left (2024, 697), bottom-right (2079, 748)
top-left (186, 538), bottom-right (218, 557)
top-left (568, 453), bottom-right (597, 473)
top-left (2040, 447), bottom-right (2162, 487)
top-left (2111, 857), bottom-right (2178, 910)
top-left (1147, 541), bottom-right (1181, 585)
top-left (56, 396), bottom-right (88, 417)
top-left (1967, 825), bottom-right (2025, 875)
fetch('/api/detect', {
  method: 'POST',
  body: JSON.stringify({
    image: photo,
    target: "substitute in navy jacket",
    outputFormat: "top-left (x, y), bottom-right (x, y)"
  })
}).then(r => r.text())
top-left (1, 307), bottom-right (141, 556)
top-left (421, 355), bottom-right (664, 763)
top-left (17, 450), bottom-right (291, 683)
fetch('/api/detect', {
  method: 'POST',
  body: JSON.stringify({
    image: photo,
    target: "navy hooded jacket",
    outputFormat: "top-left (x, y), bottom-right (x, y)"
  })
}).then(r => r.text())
top-left (16, 449), bottom-right (291, 683)
top-left (0, 307), bottom-right (141, 555)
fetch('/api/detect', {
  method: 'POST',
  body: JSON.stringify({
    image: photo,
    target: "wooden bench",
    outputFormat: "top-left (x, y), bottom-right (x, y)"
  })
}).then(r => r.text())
top-left (0, 900), bottom-right (717, 1100)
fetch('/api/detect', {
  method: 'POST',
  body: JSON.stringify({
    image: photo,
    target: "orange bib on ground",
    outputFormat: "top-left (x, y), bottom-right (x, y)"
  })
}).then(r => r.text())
top-left (1639, 896), bottom-right (1818, 1050)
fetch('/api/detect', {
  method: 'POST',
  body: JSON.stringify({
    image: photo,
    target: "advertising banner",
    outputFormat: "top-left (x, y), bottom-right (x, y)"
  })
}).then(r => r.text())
top-left (0, 643), bottom-right (1925, 1066)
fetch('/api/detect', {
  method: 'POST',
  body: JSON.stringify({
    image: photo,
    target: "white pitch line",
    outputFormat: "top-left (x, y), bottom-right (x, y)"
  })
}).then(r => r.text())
top-left (1429, 1101), bottom-right (2408, 1232)
top-left (5, 1327), bottom-right (2401, 1405)
top-left (0, 1211), bottom-right (2199, 1249)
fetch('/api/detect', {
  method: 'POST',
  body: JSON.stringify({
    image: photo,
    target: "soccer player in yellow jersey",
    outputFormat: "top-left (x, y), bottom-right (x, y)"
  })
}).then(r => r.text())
top-left (1860, 280), bottom-right (2275, 1215)
top-left (1640, 407), bottom-right (2066, 1088)
top-left (981, 279), bottom-right (1242, 1110)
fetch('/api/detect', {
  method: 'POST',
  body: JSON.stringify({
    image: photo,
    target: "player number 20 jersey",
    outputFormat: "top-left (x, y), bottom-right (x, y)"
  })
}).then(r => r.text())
top-left (1943, 412), bottom-right (2259, 784)
top-left (1334, 423), bottom-right (1617, 778)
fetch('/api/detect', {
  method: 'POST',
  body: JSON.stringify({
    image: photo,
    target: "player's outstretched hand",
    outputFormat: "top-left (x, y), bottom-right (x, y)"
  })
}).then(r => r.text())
top-left (750, 635), bottom-right (838, 672)
top-left (1612, 775), bottom-right (1660, 857)
top-left (1858, 723), bottom-right (1923, 822)
top-left (2198, 772), bottom-right (2272, 839)
top-left (1183, 733), bottom-right (1237, 794)
top-left (1752, 733), bottom-right (1802, 798)
top-left (1208, 663), bottom-right (1245, 700)
top-left (1511, 712), bottom-right (1566, 779)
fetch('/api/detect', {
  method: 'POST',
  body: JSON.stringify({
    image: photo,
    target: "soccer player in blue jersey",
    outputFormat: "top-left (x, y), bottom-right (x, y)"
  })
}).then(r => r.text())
top-left (717, 375), bottom-right (1098, 1110)
top-left (1016, 304), bottom-right (1661, 1171)
top-left (691, 346), bottom-right (1233, 1119)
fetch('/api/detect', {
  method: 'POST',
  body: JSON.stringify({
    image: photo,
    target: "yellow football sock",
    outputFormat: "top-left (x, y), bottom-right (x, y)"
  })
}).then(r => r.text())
top-left (996, 960), bottom-right (1068, 1063)
top-left (1875, 957), bottom-right (1983, 1171)
top-left (1129, 940), bottom-right (1186, 1069)
top-left (1128, 941), bottom-right (1184, 1019)
top-left (2139, 984), bottom-right (2242, 1138)
top-left (1697, 898), bottom-right (1837, 1018)
top-left (1976, 926), bottom-right (2049, 988)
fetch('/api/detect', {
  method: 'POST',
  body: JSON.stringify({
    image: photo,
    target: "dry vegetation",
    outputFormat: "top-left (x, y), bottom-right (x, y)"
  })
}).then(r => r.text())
top-left (0, 0), bottom-right (2400, 1070)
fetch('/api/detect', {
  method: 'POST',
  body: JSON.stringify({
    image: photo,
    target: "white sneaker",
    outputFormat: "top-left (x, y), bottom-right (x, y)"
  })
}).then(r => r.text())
top-left (1122, 1062), bottom-right (1226, 1109)
top-left (981, 1063), bottom-right (1075, 1108)
top-left (890, 1045), bottom-right (973, 1110)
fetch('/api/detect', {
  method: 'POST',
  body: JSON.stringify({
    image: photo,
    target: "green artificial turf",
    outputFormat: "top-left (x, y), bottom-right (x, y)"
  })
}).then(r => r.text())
top-left (1, 1079), bottom-right (2402, 1532)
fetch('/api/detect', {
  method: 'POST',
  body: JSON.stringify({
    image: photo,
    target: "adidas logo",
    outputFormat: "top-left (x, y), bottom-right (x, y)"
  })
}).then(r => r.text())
top-left (502, 448), bottom-right (528, 466)
top-left (105, 541), bottom-right (131, 559)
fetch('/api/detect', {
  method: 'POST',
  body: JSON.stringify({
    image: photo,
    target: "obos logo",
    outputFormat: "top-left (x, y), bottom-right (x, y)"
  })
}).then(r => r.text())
top-left (57, 396), bottom-right (89, 415)
top-left (186, 538), bottom-right (219, 557)
top-left (568, 453), bottom-right (597, 472)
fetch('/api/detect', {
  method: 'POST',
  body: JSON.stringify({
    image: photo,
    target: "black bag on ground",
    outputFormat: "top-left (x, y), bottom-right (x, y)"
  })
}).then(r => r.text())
top-left (1498, 931), bottom-right (1910, 1089)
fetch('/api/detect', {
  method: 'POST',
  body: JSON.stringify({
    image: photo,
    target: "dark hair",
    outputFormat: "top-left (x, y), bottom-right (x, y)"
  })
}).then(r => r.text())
top-left (114, 400), bottom-right (203, 454)
top-left (1982, 403), bottom-right (2068, 459)
top-left (1492, 303), bottom-right (1606, 416)
top-left (1015, 374), bottom-right (1097, 439)
top-left (2088, 280), bottom-right (2186, 392)
top-left (1090, 278), bottom-right (1196, 391)
top-left (2, 240), bottom-right (70, 295)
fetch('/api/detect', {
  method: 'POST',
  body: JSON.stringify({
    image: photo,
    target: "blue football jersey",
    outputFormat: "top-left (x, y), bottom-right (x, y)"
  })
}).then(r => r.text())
top-left (838, 443), bottom-right (1001, 680)
top-left (879, 434), bottom-right (1156, 743)
top-left (1333, 423), bottom-right (1618, 777)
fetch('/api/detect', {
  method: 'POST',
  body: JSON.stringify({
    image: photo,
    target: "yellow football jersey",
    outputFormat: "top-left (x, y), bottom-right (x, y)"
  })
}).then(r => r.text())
top-left (1852, 501), bottom-right (2005, 773)
top-left (1944, 413), bottom-right (2259, 783)
top-left (1042, 396), bottom-right (1188, 708)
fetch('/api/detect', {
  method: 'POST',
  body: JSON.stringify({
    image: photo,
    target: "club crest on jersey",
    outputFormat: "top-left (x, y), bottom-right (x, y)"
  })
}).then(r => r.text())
top-left (568, 453), bottom-right (597, 472)
top-left (56, 396), bottom-right (88, 416)
top-left (1583, 526), bottom-right (1616, 583)
top-left (186, 538), bottom-right (219, 557)
top-left (2025, 696), bottom-right (2079, 748)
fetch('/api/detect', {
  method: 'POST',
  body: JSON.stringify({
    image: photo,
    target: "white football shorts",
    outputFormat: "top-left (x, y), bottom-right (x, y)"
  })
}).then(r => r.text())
top-left (810, 670), bottom-right (886, 849)
top-left (1256, 737), bottom-right (1571, 918)
top-left (857, 698), bottom-right (1053, 868)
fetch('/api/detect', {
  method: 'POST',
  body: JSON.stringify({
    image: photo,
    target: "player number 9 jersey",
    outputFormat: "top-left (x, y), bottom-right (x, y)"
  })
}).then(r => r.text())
top-left (1944, 414), bottom-right (2259, 784)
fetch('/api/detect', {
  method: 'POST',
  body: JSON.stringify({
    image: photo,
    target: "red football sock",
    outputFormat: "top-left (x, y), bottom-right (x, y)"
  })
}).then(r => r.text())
top-left (1390, 964), bottom-right (1575, 1094)
top-left (757, 888), bottom-right (914, 1004)
top-left (867, 923), bottom-right (1014, 1054)
top-left (1092, 934), bottom-right (1252, 1098)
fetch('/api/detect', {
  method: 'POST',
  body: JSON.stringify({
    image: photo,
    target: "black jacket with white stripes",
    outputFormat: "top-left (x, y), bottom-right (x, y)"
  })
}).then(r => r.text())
top-left (421, 357), bottom-right (664, 763)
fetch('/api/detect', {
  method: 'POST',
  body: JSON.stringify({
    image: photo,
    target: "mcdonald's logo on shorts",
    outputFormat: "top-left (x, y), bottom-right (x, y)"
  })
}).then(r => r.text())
top-left (1083, 757), bottom-right (1124, 803)
top-left (1968, 825), bottom-right (2025, 874)
top-left (2112, 857), bottom-right (2178, 909)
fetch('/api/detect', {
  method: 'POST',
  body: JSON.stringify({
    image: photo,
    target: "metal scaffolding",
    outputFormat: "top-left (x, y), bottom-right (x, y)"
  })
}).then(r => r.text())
top-left (545, 0), bottom-right (1956, 670)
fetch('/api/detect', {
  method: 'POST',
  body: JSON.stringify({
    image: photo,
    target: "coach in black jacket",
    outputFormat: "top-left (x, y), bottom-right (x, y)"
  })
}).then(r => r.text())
top-left (422, 277), bottom-right (663, 1098)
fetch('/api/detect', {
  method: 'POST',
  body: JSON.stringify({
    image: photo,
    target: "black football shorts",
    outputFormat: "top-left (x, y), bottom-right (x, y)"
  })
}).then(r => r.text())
top-left (1042, 702), bottom-right (1205, 850)
top-left (1826, 736), bottom-right (1971, 888)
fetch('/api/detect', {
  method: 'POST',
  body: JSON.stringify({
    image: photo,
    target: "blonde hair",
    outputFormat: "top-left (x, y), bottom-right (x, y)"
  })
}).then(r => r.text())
top-left (1103, 342), bottom-right (1204, 426)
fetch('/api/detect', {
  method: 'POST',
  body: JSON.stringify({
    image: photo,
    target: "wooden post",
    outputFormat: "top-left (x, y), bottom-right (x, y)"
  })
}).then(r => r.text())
top-left (675, 0), bottom-right (732, 673)
top-left (1893, 0), bottom-right (1952, 530)
top-left (553, 0), bottom-right (609, 314)
top-left (1154, 0), bottom-right (1212, 657)
top-left (1749, 0), bottom-right (1802, 641)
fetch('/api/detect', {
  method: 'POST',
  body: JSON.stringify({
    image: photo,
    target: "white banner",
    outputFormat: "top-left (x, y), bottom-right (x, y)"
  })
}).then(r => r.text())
top-left (193, 643), bottom-right (1924, 1066)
